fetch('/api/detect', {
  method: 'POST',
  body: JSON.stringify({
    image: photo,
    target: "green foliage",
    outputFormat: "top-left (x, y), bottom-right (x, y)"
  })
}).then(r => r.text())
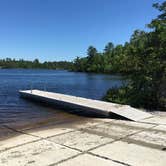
top-left (103, 86), bottom-right (130, 105)
top-left (104, 42), bottom-right (114, 54)
top-left (0, 58), bottom-right (73, 70)
top-left (73, 1), bottom-right (166, 110)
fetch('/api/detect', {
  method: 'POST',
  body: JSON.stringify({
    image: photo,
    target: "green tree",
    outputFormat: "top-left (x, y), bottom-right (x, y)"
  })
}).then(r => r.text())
top-left (104, 1), bottom-right (166, 110)
top-left (104, 42), bottom-right (114, 54)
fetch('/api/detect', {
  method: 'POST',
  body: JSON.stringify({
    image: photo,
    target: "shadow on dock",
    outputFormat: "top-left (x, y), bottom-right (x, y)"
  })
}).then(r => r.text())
top-left (23, 98), bottom-right (129, 120)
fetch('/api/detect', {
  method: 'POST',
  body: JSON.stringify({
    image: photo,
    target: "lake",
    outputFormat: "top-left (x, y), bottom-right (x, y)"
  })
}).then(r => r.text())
top-left (0, 69), bottom-right (123, 130)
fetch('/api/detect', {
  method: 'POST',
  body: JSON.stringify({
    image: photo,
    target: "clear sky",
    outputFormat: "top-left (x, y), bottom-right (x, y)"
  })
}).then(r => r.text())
top-left (0, 0), bottom-right (164, 62)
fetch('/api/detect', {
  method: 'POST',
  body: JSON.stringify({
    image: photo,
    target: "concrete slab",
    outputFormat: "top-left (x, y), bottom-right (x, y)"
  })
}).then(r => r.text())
top-left (83, 121), bottom-right (154, 140)
top-left (0, 134), bottom-right (39, 152)
top-left (24, 118), bottom-right (104, 138)
top-left (48, 130), bottom-right (112, 151)
top-left (140, 116), bottom-right (166, 125)
top-left (106, 119), bottom-right (155, 129)
top-left (128, 126), bottom-right (166, 148)
top-left (58, 154), bottom-right (123, 166)
top-left (20, 90), bottom-right (153, 121)
top-left (26, 126), bottom-right (75, 138)
top-left (154, 125), bottom-right (166, 131)
top-left (63, 119), bottom-right (103, 129)
top-left (91, 141), bottom-right (166, 166)
top-left (0, 140), bottom-right (79, 166)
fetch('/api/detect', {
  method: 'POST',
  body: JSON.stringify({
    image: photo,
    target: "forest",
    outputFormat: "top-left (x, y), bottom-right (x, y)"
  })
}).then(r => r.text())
top-left (72, 2), bottom-right (166, 110)
top-left (0, 58), bottom-right (73, 70)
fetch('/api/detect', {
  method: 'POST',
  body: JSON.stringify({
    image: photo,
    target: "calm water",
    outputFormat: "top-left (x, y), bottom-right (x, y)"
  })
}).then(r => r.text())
top-left (0, 69), bottom-right (123, 129)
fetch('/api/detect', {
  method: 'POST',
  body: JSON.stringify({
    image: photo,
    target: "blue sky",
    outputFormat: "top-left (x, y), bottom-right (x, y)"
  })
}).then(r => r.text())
top-left (0, 0), bottom-right (163, 62)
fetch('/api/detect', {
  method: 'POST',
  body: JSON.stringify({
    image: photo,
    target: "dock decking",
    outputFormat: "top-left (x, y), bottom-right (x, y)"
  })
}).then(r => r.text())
top-left (19, 90), bottom-right (153, 121)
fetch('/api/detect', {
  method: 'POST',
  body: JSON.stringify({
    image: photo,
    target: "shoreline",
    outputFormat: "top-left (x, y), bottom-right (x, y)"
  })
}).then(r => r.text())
top-left (1, 107), bottom-right (166, 142)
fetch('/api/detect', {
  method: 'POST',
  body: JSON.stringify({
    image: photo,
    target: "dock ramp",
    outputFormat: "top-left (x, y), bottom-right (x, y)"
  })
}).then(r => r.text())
top-left (19, 90), bottom-right (153, 121)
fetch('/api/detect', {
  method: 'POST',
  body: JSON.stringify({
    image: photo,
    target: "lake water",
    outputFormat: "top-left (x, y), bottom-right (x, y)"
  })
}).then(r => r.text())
top-left (0, 69), bottom-right (123, 130)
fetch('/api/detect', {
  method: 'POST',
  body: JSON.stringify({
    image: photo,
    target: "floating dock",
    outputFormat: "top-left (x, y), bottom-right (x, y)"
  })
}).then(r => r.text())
top-left (19, 89), bottom-right (153, 121)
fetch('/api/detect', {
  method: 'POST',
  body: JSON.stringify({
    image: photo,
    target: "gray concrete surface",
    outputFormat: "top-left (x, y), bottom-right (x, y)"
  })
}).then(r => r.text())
top-left (1, 114), bottom-right (166, 166)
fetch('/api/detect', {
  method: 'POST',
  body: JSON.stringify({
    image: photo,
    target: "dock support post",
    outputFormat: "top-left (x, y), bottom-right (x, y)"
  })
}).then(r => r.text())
top-left (30, 82), bottom-right (33, 93)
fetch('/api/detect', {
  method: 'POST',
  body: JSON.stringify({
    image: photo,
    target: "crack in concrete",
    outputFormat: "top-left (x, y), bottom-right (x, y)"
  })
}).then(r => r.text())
top-left (87, 152), bottom-right (132, 166)
top-left (103, 121), bottom-right (156, 130)
top-left (87, 124), bottom-right (158, 151)
top-left (122, 137), bottom-right (166, 151)
top-left (0, 138), bottom-right (42, 153)
top-left (50, 153), bottom-right (84, 166)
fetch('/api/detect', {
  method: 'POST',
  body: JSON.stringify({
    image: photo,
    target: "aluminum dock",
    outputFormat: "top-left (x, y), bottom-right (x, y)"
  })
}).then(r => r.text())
top-left (19, 90), bottom-right (153, 121)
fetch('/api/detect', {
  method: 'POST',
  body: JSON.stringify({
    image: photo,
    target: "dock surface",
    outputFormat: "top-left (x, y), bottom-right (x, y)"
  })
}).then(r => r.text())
top-left (20, 89), bottom-right (152, 121)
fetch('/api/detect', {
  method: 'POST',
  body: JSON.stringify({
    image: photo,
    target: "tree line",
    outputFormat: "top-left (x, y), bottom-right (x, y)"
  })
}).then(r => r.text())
top-left (72, 2), bottom-right (166, 110)
top-left (0, 58), bottom-right (73, 70)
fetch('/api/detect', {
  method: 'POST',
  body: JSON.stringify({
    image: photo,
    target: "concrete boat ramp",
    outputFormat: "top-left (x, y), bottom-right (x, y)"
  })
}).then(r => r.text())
top-left (19, 89), bottom-right (153, 122)
top-left (0, 109), bottom-right (166, 165)
top-left (1, 89), bottom-right (166, 165)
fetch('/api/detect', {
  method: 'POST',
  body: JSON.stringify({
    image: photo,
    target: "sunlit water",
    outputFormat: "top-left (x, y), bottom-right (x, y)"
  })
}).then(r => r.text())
top-left (0, 69), bottom-right (123, 130)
